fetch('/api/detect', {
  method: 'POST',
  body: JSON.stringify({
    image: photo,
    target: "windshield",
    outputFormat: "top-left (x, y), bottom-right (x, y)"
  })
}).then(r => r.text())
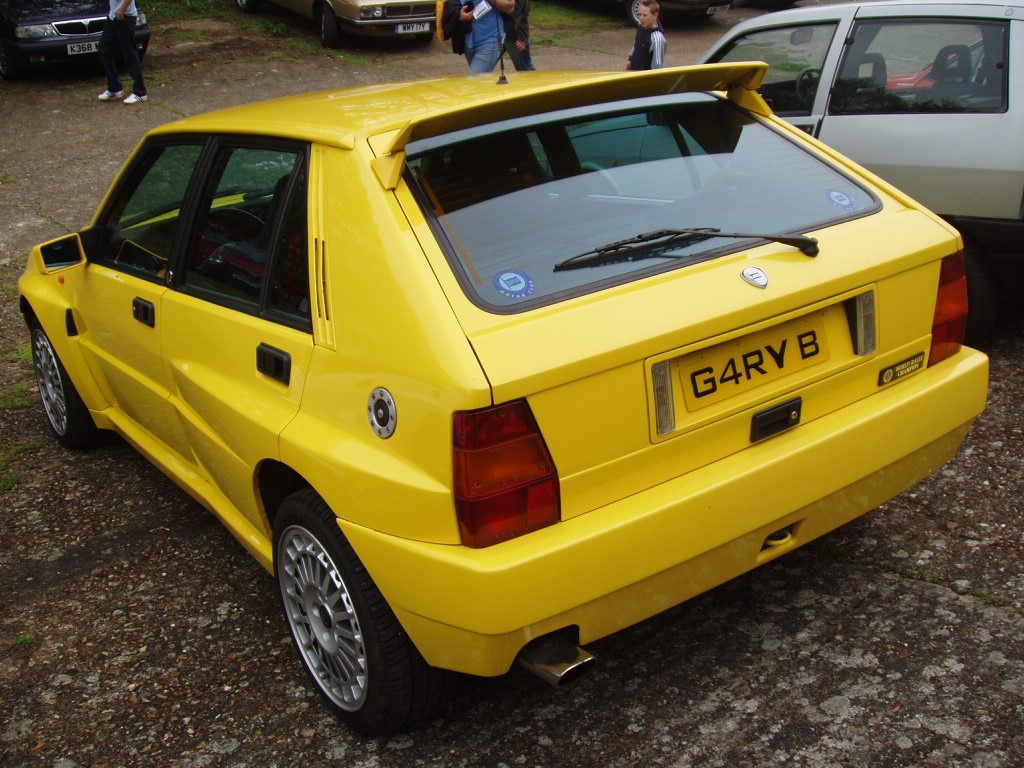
top-left (406, 94), bottom-right (877, 312)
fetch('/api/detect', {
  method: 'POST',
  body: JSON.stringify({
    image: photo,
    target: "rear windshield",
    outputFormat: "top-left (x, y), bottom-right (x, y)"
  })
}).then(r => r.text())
top-left (406, 94), bottom-right (877, 313)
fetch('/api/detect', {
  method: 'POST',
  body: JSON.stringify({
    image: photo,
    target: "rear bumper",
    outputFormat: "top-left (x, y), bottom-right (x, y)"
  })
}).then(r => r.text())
top-left (341, 348), bottom-right (988, 676)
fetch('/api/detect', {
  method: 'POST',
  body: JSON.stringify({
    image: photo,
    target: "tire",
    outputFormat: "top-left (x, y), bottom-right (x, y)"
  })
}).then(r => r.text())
top-left (625, 0), bottom-right (642, 26)
top-left (274, 488), bottom-right (450, 735)
top-left (963, 245), bottom-right (1000, 345)
top-left (0, 47), bottom-right (23, 81)
top-left (320, 3), bottom-right (342, 48)
top-left (236, 0), bottom-right (261, 12)
top-left (29, 322), bottom-right (101, 449)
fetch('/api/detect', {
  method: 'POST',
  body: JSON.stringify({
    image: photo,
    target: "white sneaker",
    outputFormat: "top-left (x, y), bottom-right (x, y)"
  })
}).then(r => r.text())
top-left (123, 93), bottom-right (148, 105)
top-left (98, 90), bottom-right (124, 101)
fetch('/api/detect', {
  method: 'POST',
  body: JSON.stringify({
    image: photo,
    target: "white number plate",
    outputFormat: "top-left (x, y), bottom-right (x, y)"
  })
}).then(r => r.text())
top-left (396, 22), bottom-right (430, 33)
top-left (706, 5), bottom-right (728, 15)
top-left (67, 41), bottom-right (99, 55)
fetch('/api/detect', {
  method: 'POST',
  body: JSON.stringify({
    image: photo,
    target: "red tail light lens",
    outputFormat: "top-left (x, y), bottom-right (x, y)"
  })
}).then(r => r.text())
top-left (928, 252), bottom-right (968, 367)
top-left (453, 400), bottom-right (559, 548)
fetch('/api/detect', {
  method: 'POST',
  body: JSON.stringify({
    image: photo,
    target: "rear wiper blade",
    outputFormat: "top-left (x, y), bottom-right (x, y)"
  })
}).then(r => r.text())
top-left (552, 227), bottom-right (819, 272)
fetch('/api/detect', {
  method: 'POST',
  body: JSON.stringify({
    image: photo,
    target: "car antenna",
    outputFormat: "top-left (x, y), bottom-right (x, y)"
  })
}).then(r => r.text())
top-left (497, 34), bottom-right (509, 85)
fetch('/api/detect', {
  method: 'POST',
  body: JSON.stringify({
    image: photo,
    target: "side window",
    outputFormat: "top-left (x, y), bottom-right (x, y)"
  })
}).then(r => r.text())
top-left (183, 146), bottom-right (303, 315)
top-left (266, 167), bottom-right (311, 326)
top-left (830, 20), bottom-right (1008, 115)
top-left (711, 23), bottom-right (838, 115)
top-left (100, 143), bottom-right (204, 279)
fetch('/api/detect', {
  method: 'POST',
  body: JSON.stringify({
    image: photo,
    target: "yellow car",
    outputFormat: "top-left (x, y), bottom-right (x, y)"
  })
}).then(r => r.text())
top-left (18, 64), bottom-right (988, 735)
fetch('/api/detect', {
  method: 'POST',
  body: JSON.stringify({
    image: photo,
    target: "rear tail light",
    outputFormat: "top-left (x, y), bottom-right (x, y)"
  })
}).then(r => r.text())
top-left (453, 399), bottom-right (559, 548)
top-left (928, 251), bottom-right (968, 367)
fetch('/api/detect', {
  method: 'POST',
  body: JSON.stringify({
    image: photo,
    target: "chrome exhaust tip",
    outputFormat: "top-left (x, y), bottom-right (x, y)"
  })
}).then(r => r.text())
top-left (516, 637), bottom-right (596, 687)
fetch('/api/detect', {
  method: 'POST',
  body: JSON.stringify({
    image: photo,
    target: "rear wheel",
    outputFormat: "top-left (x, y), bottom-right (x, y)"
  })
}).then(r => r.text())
top-left (963, 245), bottom-right (999, 344)
top-left (29, 322), bottom-right (101, 449)
top-left (274, 488), bottom-right (449, 735)
top-left (320, 3), bottom-right (342, 48)
top-left (625, 0), bottom-right (642, 26)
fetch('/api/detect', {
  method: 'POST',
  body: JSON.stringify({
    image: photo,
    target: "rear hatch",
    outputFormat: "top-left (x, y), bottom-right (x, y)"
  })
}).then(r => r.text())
top-left (388, 67), bottom-right (958, 520)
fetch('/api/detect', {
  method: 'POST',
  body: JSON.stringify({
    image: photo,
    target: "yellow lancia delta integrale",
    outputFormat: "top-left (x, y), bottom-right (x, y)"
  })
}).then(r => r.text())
top-left (18, 65), bottom-right (989, 734)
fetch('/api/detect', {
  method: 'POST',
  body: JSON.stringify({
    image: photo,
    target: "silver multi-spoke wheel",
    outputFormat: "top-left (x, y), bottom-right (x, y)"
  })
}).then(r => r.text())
top-left (278, 524), bottom-right (368, 711)
top-left (32, 327), bottom-right (68, 436)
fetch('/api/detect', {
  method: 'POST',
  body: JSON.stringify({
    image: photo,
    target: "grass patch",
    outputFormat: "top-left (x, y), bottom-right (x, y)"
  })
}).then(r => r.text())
top-left (0, 382), bottom-right (33, 410)
top-left (0, 474), bottom-right (15, 491)
top-left (4, 342), bottom-right (32, 364)
top-left (263, 21), bottom-right (289, 37)
top-left (289, 39), bottom-right (318, 56)
top-left (327, 50), bottom-right (370, 66)
top-left (532, 0), bottom-right (623, 30)
top-left (0, 175), bottom-right (19, 187)
top-left (2, 633), bottom-right (37, 655)
top-left (146, 0), bottom-right (227, 21)
top-left (175, 28), bottom-right (212, 42)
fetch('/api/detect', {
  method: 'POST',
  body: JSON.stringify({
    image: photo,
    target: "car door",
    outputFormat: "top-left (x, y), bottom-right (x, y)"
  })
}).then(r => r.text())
top-left (159, 139), bottom-right (314, 538)
top-left (705, 12), bottom-right (851, 136)
top-left (817, 6), bottom-right (1019, 219)
top-left (73, 141), bottom-right (204, 463)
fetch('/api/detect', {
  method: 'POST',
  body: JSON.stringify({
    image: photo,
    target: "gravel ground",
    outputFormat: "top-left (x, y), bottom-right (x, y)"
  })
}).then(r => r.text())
top-left (2, 2), bottom-right (1023, 766)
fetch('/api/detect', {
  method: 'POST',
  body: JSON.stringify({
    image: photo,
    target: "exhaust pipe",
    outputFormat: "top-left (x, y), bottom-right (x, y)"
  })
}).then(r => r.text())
top-left (517, 637), bottom-right (596, 687)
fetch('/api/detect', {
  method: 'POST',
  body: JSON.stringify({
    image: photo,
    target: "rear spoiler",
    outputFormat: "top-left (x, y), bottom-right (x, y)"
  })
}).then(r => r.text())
top-left (371, 62), bottom-right (770, 190)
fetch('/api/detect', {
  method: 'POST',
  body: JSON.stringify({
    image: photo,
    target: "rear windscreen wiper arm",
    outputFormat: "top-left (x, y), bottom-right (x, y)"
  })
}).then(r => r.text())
top-left (552, 227), bottom-right (819, 272)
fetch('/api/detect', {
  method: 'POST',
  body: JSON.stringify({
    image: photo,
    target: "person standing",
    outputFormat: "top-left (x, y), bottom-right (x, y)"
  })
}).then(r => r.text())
top-left (97, 0), bottom-right (147, 104)
top-left (626, 0), bottom-right (667, 71)
top-left (458, 0), bottom-right (515, 74)
top-left (502, 0), bottom-right (535, 71)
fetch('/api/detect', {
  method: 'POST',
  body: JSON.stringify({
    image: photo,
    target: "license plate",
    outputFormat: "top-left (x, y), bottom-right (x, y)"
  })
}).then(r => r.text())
top-left (396, 22), bottom-right (430, 33)
top-left (706, 4), bottom-right (728, 15)
top-left (67, 41), bottom-right (99, 55)
top-left (678, 312), bottom-right (829, 411)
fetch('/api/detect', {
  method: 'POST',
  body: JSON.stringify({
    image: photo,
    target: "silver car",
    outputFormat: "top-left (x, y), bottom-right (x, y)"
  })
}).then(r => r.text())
top-left (236, 0), bottom-right (434, 45)
top-left (702, 0), bottom-right (1024, 341)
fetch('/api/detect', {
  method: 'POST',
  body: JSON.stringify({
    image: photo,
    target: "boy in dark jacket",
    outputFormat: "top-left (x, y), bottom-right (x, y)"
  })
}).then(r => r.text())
top-left (626, 0), bottom-right (667, 71)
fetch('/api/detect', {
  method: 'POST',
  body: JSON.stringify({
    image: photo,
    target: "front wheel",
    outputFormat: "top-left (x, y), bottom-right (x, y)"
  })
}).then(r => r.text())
top-left (0, 47), bottom-right (23, 80)
top-left (320, 3), bottom-right (342, 48)
top-left (236, 0), bottom-right (261, 12)
top-left (274, 489), bottom-right (449, 735)
top-left (29, 322), bottom-right (101, 449)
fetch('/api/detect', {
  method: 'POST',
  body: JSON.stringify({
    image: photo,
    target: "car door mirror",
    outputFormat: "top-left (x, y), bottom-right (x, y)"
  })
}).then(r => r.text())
top-left (36, 233), bottom-right (86, 274)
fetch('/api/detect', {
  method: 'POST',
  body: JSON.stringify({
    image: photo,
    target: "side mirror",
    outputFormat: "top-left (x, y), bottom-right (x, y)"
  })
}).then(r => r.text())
top-left (36, 233), bottom-right (86, 273)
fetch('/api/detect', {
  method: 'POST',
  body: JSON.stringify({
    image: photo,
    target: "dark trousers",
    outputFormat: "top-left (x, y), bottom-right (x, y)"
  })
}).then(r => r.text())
top-left (98, 16), bottom-right (146, 97)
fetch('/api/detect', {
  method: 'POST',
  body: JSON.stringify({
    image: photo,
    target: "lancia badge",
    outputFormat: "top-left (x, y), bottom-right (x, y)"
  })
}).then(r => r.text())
top-left (742, 266), bottom-right (769, 288)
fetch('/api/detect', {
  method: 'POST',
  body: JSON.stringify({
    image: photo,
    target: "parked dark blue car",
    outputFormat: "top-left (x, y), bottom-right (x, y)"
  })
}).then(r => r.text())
top-left (0, 0), bottom-right (150, 79)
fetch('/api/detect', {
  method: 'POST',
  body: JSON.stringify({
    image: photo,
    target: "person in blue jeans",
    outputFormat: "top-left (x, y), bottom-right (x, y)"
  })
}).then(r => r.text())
top-left (459, 0), bottom-right (515, 74)
top-left (97, 0), bottom-right (147, 104)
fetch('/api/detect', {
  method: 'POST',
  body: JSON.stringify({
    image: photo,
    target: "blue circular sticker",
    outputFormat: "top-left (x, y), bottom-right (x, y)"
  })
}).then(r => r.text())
top-left (828, 189), bottom-right (858, 211)
top-left (493, 270), bottom-right (535, 299)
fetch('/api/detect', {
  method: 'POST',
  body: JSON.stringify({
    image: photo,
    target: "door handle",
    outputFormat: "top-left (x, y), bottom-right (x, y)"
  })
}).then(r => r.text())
top-left (256, 343), bottom-right (291, 385)
top-left (132, 297), bottom-right (155, 327)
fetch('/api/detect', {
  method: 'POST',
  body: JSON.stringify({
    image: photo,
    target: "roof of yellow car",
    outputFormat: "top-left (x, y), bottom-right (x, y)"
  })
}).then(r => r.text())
top-left (152, 63), bottom-right (770, 151)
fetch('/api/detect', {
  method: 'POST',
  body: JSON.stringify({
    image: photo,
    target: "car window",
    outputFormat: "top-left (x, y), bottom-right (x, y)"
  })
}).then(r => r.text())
top-left (710, 23), bottom-right (839, 115)
top-left (99, 143), bottom-right (205, 280)
top-left (830, 20), bottom-right (1008, 115)
top-left (182, 145), bottom-right (306, 319)
top-left (266, 167), bottom-right (311, 326)
top-left (407, 95), bottom-right (878, 313)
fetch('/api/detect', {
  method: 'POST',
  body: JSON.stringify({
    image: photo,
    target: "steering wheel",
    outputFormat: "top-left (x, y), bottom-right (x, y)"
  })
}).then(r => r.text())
top-left (206, 207), bottom-right (265, 240)
top-left (795, 67), bottom-right (822, 108)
